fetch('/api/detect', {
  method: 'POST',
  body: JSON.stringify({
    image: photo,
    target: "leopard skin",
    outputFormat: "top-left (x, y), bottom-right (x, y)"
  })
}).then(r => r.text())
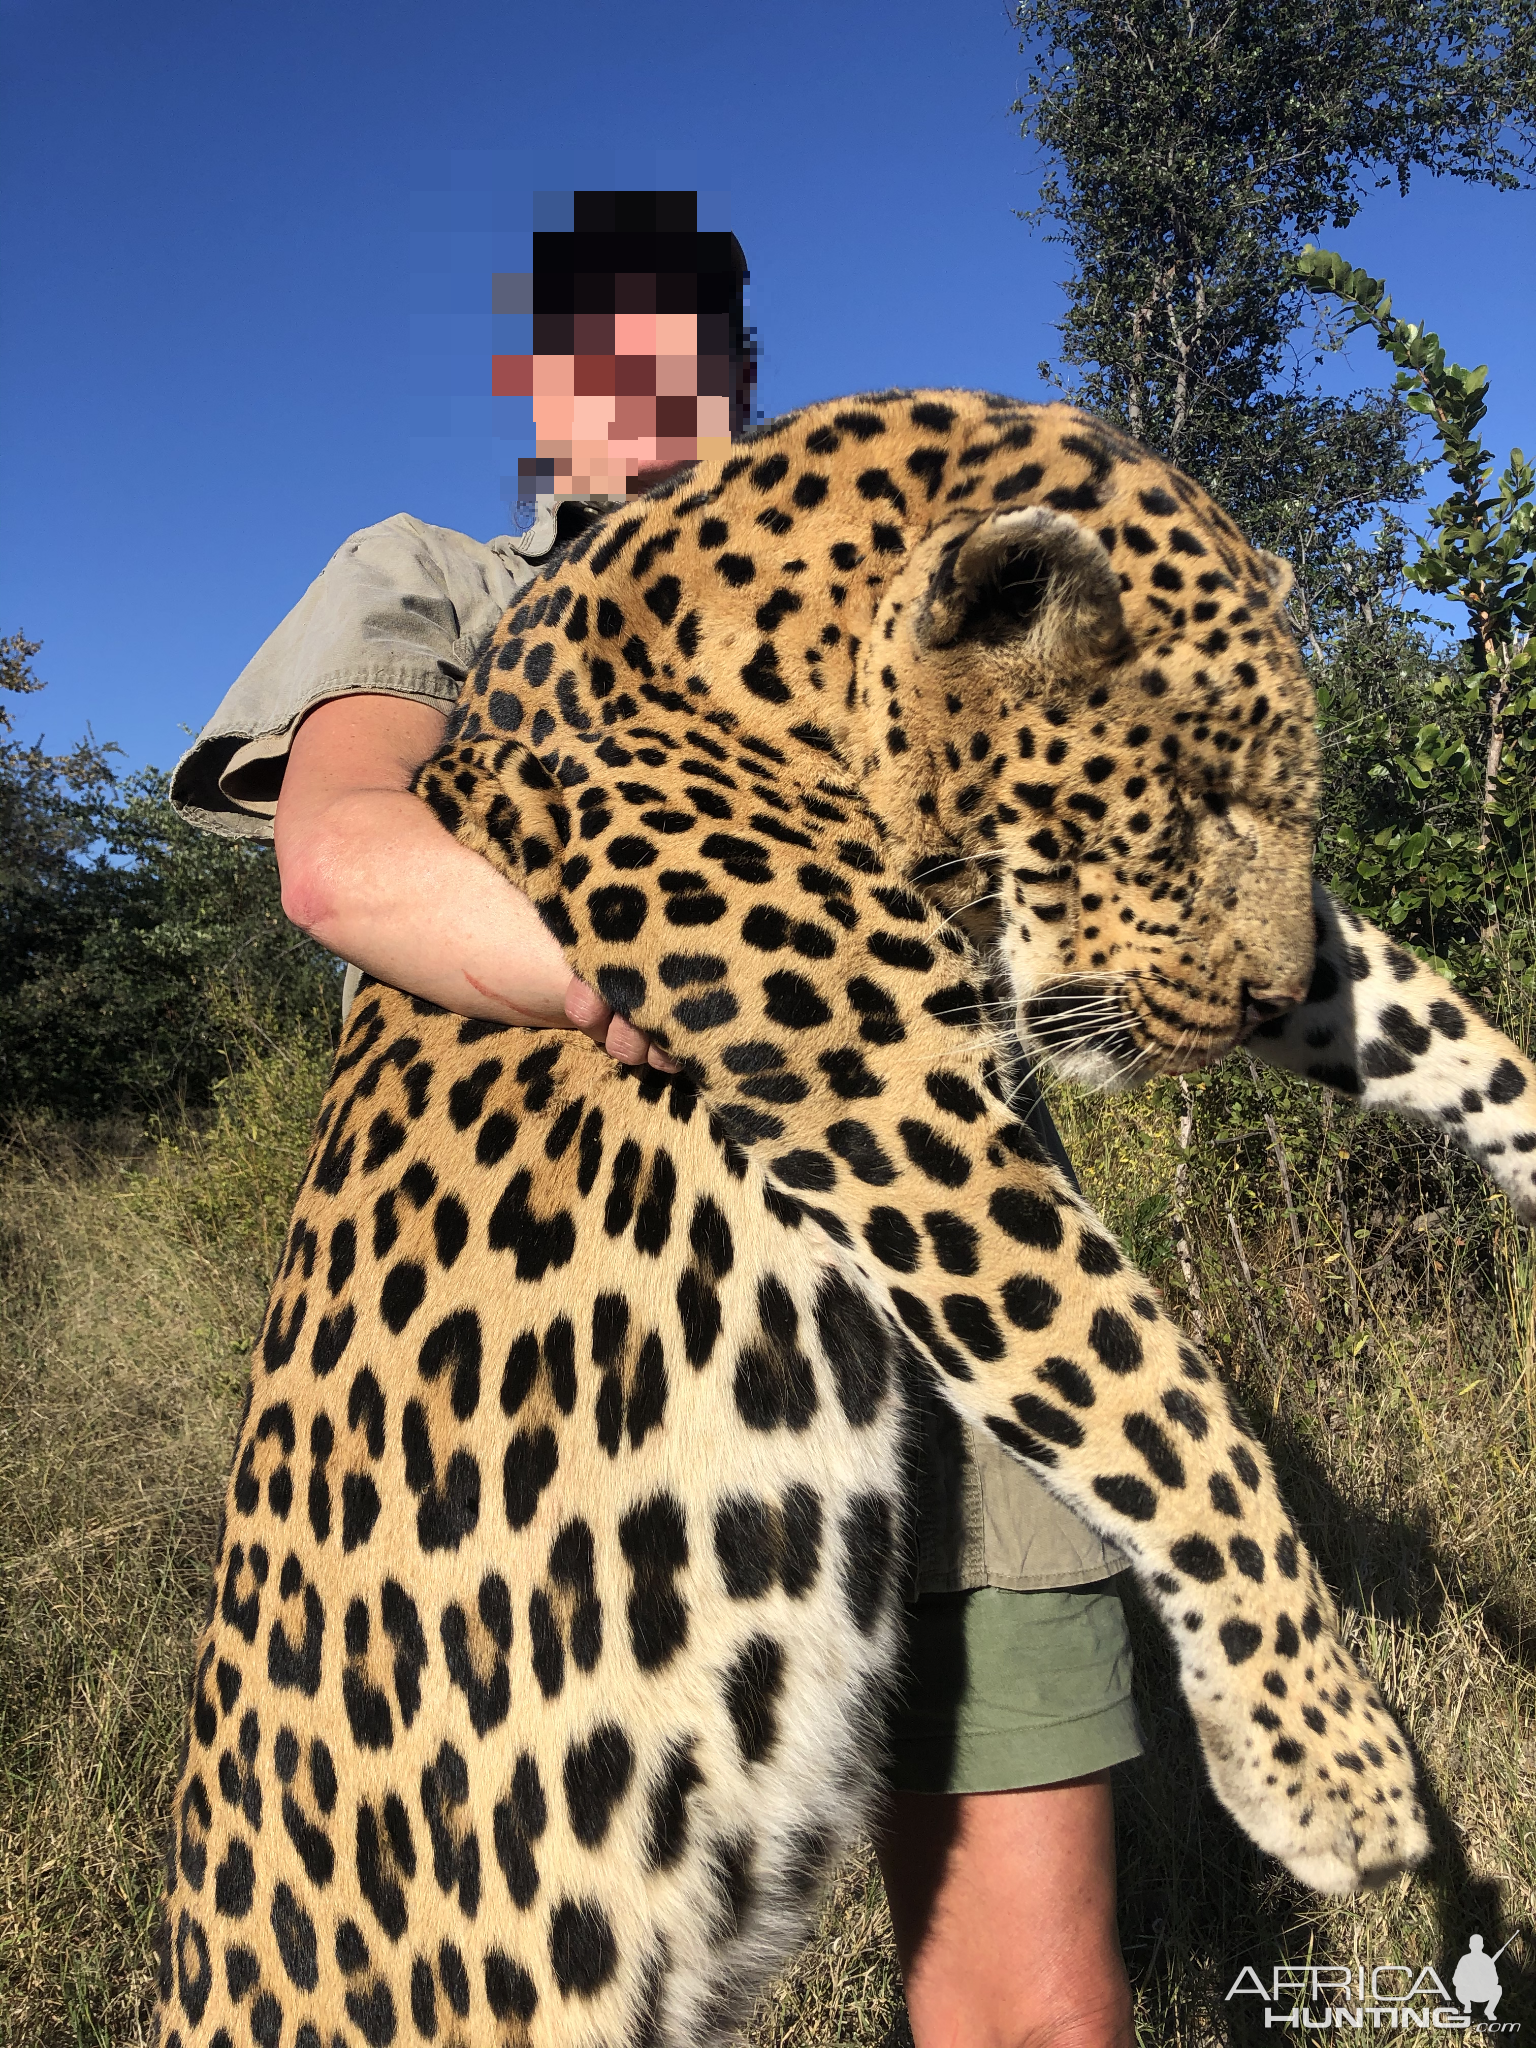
top-left (153, 391), bottom-right (1536, 2048)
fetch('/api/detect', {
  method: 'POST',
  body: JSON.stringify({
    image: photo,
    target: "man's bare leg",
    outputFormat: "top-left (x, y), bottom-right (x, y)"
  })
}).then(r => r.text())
top-left (875, 1773), bottom-right (1133, 2048)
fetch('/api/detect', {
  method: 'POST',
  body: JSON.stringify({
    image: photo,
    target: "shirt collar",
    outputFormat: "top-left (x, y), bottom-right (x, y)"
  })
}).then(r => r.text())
top-left (503, 491), bottom-right (628, 561)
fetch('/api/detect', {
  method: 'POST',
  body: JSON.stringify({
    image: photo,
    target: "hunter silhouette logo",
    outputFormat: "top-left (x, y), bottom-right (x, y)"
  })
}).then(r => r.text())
top-left (1227, 1935), bottom-right (1521, 2032)
top-left (1454, 1938), bottom-right (1510, 2024)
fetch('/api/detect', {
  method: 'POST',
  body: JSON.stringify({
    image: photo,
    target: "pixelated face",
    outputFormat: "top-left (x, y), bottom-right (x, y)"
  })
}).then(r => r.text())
top-left (496, 290), bottom-right (735, 496)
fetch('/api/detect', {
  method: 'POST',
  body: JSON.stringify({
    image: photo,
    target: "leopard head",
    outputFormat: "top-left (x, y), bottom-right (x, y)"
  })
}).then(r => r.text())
top-left (880, 444), bottom-right (1320, 1088)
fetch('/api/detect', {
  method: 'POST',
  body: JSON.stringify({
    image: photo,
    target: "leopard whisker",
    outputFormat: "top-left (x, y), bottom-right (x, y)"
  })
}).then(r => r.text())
top-left (934, 887), bottom-right (1002, 933)
top-left (906, 852), bottom-right (984, 885)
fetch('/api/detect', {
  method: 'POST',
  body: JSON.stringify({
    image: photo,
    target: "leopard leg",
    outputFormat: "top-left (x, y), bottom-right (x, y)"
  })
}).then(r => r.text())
top-left (435, 744), bottom-right (1431, 1893)
top-left (1247, 882), bottom-right (1536, 1221)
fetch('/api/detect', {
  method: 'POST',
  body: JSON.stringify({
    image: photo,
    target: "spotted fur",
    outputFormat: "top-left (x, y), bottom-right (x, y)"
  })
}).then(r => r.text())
top-left (155, 393), bottom-right (1536, 2047)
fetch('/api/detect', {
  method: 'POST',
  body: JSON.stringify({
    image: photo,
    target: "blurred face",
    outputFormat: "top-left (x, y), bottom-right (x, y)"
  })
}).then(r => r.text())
top-left (499, 308), bottom-right (736, 497)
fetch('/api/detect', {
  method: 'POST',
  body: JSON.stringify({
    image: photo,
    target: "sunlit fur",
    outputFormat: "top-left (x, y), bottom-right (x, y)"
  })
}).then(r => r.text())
top-left (153, 394), bottom-right (1536, 2046)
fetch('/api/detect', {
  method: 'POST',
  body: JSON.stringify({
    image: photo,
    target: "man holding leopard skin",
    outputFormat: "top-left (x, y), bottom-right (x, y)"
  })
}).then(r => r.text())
top-left (173, 190), bottom-right (1140, 2048)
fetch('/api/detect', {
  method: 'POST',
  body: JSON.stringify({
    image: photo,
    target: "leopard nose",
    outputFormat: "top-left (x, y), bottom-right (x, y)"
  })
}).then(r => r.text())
top-left (1242, 981), bottom-right (1306, 1032)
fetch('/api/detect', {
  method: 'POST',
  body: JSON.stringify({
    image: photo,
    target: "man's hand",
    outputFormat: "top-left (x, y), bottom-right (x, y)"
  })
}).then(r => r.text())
top-left (564, 975), bottom-right (678, 1071)
top-left (275, 692), bottom-right (676, 1068)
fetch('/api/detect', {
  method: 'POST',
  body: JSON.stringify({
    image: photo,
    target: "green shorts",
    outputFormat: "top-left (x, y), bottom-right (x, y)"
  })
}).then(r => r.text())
top-left (883, 1580), bottom-right (1144, 1794)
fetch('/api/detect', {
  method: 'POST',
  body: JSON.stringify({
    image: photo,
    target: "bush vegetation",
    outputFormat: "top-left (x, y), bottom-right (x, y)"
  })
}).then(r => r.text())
top-left (0, 632), bottom-right (337, 1121)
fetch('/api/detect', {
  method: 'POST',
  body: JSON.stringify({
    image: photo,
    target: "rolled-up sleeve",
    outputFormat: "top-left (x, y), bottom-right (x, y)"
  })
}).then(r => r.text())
top-left (170, 514), bottom-right (534, 838)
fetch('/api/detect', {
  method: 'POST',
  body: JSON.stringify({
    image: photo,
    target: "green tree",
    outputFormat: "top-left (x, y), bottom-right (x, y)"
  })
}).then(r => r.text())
top-left (1011, 0), bottom-right (1535, 627)
top-left (1, 638), bottom-right (338, 1120)
top-left (1, 632), bottom-right (120, 913)
top-left (1295, 251), bottom-right (1535, 969)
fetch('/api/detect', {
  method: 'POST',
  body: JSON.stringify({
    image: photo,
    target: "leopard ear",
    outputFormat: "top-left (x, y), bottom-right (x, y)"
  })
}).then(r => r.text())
top-left (917, 506), bottom-right (1124, 662)
top-left (1258, 550), bottom-right (1294, 603)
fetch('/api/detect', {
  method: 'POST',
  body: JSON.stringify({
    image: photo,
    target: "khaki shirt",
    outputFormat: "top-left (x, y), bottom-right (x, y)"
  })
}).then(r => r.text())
top-left (171, 499), bottom-right (1127, 1596)
top-left (170, 500), bottom-right (612, 836)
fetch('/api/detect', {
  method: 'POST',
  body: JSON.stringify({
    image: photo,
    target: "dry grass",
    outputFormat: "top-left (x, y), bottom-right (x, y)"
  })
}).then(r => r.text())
top-left (0, 1043), bottom-right (327, 2047)
top-left (1048, 1060), bottom-right (1536, 2045)
top-left (1, 1025), bottom-right (1532, 2044)
top-left (745, 1844), bottom-right (905, 2048)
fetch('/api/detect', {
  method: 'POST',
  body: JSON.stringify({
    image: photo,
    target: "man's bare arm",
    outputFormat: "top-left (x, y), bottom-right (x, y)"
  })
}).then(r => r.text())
top-left (273, 693), bottom-right (675, 1068)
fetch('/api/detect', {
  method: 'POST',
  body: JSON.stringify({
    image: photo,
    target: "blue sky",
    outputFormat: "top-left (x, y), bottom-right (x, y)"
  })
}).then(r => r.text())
top-left (2, 0), bottom-right (1532, 775)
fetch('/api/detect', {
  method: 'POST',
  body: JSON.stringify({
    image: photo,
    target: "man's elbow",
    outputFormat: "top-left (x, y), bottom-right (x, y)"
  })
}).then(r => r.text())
top-left (276, 831), bottom-right (349, 948)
